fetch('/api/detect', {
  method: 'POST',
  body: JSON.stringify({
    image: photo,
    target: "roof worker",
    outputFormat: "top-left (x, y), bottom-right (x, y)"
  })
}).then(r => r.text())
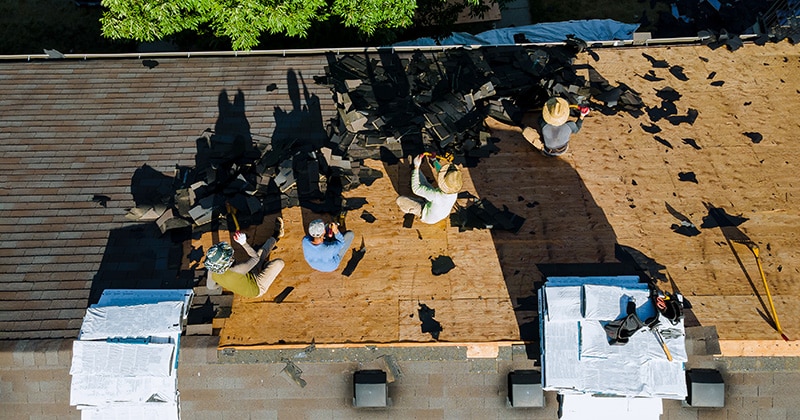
top-left (204, 219), bottom-right (285, 298)
top-left (523, 97), bottom-right (590, 157)
top-left (396, 154), bottom-right (463, 224)
top-left (302, 218), bottom-right (354, 272)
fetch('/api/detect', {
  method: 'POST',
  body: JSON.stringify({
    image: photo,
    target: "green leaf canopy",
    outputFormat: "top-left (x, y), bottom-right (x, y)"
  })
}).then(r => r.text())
top-left (100, 0), bottom-right (420, 50)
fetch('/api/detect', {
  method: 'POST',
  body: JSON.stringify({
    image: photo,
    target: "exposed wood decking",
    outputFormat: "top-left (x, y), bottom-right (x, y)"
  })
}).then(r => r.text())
top-left (214, 158), bottom-right (522, 347)
top-left (567, 42), bottom-right (800, 342)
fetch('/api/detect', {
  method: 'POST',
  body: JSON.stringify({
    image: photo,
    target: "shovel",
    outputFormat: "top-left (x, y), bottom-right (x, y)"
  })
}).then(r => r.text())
top-left (735, 238), bottom-right (789, 341)
top-left (705, 203), bottom-right (789, 341)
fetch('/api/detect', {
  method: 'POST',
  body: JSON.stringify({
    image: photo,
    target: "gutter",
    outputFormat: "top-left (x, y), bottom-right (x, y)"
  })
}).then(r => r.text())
top-left (0, 34), bottom-right (763, 62)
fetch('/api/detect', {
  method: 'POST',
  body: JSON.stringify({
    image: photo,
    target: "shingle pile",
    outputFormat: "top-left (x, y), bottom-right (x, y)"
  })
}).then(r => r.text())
top-left (319, 44), bottom-right (643, 163)
top-left (127, 45), bottom-right (643, 234)
top-left (654, 0), bottom-right (800, 47)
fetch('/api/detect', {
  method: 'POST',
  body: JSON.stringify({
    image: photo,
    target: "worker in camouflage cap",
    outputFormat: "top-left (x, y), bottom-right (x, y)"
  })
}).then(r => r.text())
top-left (204, 242), bottom-right (235, 273)
top-left (204, 218), bottom-right (285, 298)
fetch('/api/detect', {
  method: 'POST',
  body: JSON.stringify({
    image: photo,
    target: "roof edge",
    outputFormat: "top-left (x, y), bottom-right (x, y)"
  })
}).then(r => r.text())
top-left (0, 33), bottom-right (759, 62)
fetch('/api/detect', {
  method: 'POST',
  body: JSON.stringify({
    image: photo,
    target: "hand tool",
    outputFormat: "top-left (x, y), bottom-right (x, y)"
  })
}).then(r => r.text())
top-left (649, 322), bottom-right (673, 361)
top-left (705, 203), bottom-right (789, 341)
top-left (422, 151), bottom-right (453, 171)
top-left (735, 239), bottom-right (789, 341)
top-left (225, 202), bottom-right (241, 233)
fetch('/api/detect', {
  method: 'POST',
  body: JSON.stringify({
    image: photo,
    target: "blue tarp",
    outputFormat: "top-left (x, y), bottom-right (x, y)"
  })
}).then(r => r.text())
top-left (393, 19), bottom-right (640, 47)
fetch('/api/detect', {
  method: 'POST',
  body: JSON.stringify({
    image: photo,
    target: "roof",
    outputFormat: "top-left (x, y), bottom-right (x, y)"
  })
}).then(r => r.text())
top-left (0, 42), bottom-right (799, 352)
top-left (0, 54), bottom-right (335, 338)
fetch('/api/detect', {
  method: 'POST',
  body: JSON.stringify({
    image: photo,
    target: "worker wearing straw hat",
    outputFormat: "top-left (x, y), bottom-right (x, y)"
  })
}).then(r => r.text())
top-left (396, 154), bottom-right (463, 224)
top-left (523, 96), bottom-right (589, 157)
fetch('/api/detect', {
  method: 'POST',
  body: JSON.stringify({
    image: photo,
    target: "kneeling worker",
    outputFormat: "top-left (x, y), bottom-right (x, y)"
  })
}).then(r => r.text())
top-left (205, 226), bottom-right (285, 298)
top-left (396, 154), bottom-right (463, 224)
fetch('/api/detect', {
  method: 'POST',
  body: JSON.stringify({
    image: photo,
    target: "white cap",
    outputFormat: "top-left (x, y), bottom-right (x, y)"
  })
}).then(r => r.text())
top-left (308, 219), bottom-right (326, 237)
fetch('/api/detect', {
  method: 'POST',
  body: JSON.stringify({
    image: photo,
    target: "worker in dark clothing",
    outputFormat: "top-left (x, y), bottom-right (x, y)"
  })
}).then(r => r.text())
top-left (523, 97), bottom-right (590, 157)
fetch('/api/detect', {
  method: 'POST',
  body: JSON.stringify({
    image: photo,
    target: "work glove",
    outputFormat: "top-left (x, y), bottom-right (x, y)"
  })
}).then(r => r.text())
top-left (233, 231), bottom-right (247, 245)
top-left (579, 105), bottom-right (590, 117)
top-left (412, 154), bottom-right (423, 168)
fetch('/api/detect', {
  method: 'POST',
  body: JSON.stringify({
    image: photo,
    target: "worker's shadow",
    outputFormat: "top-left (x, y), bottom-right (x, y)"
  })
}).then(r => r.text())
top-left (272, 69), bottom-right (327, 156)
top-left (204, 89), bottom-right (284, 259)
top-left (470, 118), bottom-right (620, 359)
top-left (196, 88), bottom-right (261, 178)
top-left (271, 68), bottom-right (351, 230)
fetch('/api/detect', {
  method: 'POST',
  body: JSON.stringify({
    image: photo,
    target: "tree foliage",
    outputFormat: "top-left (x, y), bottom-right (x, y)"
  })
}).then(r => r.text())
top-left (101, 0), bottom-right (493, 51)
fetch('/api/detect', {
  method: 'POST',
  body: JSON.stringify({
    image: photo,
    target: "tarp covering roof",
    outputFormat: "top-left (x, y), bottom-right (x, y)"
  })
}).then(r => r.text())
top-left (393, 19), bottom-right (640, 47)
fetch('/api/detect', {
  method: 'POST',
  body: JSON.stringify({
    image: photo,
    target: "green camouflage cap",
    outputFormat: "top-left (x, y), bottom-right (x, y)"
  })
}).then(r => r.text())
top-left (205, 242), bottom-right (234, 273)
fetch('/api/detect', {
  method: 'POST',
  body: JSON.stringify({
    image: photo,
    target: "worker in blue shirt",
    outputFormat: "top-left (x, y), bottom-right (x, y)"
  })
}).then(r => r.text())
top-left (301, 219), bottom-right (354, 272)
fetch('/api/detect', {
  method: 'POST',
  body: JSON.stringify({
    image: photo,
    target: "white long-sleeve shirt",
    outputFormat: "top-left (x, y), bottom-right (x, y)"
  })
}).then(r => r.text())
top-left (411, 166), bottom-right (458, 224)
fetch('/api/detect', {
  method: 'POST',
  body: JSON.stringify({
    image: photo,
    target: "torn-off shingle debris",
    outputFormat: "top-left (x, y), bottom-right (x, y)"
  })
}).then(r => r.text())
top-left (129, 45), bottom-right (643, 235)
top-left (319, 45), bottom-right (644, 163)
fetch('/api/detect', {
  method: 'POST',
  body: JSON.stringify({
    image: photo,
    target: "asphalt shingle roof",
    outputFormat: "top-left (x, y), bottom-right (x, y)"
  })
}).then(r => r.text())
top-left (0, 55), bottom-right (336, 338)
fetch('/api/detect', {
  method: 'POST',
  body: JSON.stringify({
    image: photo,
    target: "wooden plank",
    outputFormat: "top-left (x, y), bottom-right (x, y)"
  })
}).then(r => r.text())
top-left (220, 300), bottom-right (400, 345)
top-left (718, 340), bottom-right (800, 357)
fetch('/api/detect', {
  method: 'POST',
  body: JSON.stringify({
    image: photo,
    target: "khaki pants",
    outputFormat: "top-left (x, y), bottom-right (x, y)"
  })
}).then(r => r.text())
top-left (254, 259), bottom-right (284, 297)
top-left (396, 196), bottom-right (424, 217)
top-left (255, 237), bottom-right (284, 297)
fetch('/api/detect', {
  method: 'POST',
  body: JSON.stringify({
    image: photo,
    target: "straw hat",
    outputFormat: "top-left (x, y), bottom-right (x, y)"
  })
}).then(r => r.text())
top-left (542, 97), bottom-right (570, 126)
top-left (437, 164), bottom-right (463, 194)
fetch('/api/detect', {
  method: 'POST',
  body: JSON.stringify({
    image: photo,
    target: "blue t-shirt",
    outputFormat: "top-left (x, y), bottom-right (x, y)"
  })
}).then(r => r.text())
top-left (302, 233), bottom-right (346, 272)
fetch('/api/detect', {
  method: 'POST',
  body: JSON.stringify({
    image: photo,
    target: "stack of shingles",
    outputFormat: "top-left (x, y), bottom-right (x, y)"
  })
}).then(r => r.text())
top-left (322, 49), bottom-right (501, 160)
top-left (320, 45), bottom-right (644, 161)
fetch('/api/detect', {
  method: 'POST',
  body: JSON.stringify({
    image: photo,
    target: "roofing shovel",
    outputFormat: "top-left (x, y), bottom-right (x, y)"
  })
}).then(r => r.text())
top-left (735, 238), bottom-right (789, 341)
top-left (706, 206), bottom-right (789, 341)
